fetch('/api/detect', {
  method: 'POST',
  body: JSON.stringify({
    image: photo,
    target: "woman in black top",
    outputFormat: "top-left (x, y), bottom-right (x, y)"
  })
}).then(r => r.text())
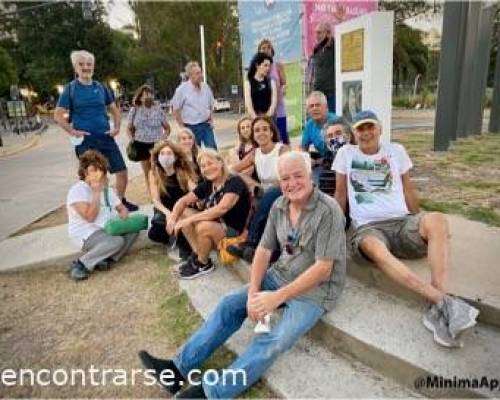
top-left (244, 52), bottom-right (277, 119)
top-left (168, 149), bottom-right (251, 279)
top-left (148, 141), bottom-right (198, 260)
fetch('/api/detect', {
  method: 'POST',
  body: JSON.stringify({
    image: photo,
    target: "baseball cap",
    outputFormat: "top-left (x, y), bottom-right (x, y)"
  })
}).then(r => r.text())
top-left (351, 110), bottom-right (380, 129)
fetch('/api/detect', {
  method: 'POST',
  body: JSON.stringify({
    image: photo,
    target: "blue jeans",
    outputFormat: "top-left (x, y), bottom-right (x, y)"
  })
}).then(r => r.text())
top-left (185, 122), bottom-right (218, 150)
top-left (248, 186), bottom-right (282, 246)
top-left (173, 272), bottom-right (325, 398)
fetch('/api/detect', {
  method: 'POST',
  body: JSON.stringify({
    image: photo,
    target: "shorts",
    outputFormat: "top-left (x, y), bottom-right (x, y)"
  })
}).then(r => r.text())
top-left (76, 134), bottom-right (127, 174)
top-left (220, 221), bottom-right (240, 238)
top-left (350, 214), bottom-right (428, 262)
top-left (133, 140), bottom-right (155, 162)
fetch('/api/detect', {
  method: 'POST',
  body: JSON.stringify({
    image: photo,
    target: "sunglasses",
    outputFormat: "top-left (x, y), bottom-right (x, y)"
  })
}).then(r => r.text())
top-left (285, 227), bottom-right (301, 255)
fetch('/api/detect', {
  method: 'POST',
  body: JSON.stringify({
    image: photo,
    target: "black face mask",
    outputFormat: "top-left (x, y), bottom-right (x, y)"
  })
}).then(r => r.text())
top-left (144, 98), bottom-right (153, 108)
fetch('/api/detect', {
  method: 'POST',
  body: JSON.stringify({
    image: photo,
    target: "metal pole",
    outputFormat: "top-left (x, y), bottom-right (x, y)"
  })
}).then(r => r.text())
top-left (200, 25), bottom-right (207, 83)
top-left (469, 2), bottom-right (496, 135)
top-left (490, 43), bottom-right (500, 133)
top-left (434, 1), bottom-right (468, 150)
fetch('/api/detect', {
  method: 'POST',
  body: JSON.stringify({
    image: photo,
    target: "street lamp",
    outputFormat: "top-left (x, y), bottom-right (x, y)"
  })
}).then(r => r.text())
top-left (56, 85), bottom-right (64, 95)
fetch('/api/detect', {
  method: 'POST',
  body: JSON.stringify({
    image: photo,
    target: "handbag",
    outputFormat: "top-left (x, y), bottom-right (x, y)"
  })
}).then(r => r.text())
top-left (104, 213), bottom-right (148, 236)
top-left (127, 140), bottom-right (140, 161)
top-left (102, 187), bottom-right (148, 235)
top-left (127, 107), bottom-right (140, 161)
top-left (217, 234), bottom-right (247, 266)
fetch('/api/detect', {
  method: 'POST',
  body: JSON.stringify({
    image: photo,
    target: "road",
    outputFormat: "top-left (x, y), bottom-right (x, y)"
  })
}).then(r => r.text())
top-left (0, 108), bottom-right (489, 241)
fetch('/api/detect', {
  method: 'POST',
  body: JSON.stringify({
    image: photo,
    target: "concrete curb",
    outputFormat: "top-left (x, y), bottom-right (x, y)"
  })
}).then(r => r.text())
top-left (0, 132), bottom-right (42, 159)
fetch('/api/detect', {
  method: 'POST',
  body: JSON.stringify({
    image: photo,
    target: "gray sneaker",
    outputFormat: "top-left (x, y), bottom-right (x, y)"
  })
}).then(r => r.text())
top-left (70, 260), bottom-right (89, 281)
top-left (441, 295), bottom-right (479, 339)
top-left (422, 304), bottom-right (462, 348)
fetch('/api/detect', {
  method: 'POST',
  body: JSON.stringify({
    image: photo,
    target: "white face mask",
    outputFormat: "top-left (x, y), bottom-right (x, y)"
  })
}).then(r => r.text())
top-left (159, 154), bottom-right (175, 169)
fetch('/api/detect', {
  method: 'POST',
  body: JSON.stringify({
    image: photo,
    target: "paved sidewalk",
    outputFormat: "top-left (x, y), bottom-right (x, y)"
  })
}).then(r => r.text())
top-left (0, 205), bottom-right (153, 273)
top-left (0, 121), bottom-right (143, 241)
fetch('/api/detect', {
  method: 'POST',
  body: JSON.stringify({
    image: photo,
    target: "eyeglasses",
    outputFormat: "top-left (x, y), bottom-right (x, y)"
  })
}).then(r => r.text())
top-left (285, 227), bottom-right (301, 255)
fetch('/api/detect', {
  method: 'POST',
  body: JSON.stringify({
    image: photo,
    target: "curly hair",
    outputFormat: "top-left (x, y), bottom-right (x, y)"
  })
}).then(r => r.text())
top-left (247, 52), bottom-right (273, 81)
top-left (150, 140), bottom-right (197, 196)
top-left (251, 116), bottom-right (280, 144)
top-left (78, 150), bottom-right (108, 180)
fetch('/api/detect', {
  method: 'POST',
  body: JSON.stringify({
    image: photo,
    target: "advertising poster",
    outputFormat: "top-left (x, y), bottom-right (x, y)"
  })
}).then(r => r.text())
top-left (303, 0), bottom-right (378, 57)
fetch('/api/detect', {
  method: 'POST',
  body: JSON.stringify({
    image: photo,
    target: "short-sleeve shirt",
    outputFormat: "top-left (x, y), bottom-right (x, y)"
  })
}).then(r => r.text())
top-left (332, 143), bottom-right (413, 228)
top-left (301, 112), bottom-right (337, 157)
top-left (159, 173), bottom-right (188, 211)
top-left (193, 175), bottom-right (250, 233)
top-left (259, 188), bottom-right (346, 311)
top-left (57, 80), bottom-right (114, 135)
top-left (66, 181), bottom-right (121, 246)
top-left (127, 104), bottom-right (168, 143)
top-left (171, 80), bottom-right (214, 125)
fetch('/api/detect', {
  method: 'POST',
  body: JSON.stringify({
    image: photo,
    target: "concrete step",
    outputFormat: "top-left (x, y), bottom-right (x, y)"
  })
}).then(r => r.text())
top-left (229, 261), bottom-right (500, 398)
top-left (177, 263), bottom-right (418, 398)
top-left (0, 205), bottom-right (155, 273)
top-left (345, 214), bottom-right (500, 329)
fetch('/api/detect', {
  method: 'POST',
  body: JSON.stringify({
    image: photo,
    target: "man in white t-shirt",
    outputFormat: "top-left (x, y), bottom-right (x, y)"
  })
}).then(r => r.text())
top-left (333, 110), bottom-right (479, 348)
top-left (67, 150), bottom-right (139, 281)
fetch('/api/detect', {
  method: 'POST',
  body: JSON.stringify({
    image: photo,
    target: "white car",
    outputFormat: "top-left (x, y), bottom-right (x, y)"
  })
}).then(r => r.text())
top-left (213, 98), bottom-right (231, 112)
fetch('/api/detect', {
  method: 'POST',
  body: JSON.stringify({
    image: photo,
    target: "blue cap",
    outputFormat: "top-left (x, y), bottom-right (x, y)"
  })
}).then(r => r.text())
top-left (352, 110), bottom-right (380, 129)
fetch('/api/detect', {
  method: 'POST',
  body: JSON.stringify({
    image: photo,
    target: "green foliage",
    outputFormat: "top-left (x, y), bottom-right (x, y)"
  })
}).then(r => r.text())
top-left (392, 24), bottom-right (429, 95)
top-left (379, 1), bottom-right (438, 25)
top-left (392, 88), bottom-right (436, 109)
top-left (0, 46), bottom-right (17, 95)
top-left (130, 1), bottom-right (242, 98)
top-left (1, 1), bottom-right (129, 98)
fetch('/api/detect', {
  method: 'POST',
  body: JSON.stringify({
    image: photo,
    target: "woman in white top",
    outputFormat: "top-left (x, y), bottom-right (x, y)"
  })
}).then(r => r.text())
top-left (127, 85), bottom-right (170, 196)
top-left (227, 117), bottom-right (288, 263)
top-left (66, 150), bottom-right (139, 281)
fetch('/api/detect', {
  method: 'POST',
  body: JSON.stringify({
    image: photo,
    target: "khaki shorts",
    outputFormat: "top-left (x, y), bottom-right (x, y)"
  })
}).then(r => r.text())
top-left (350, 214), bottom-right (428, 262)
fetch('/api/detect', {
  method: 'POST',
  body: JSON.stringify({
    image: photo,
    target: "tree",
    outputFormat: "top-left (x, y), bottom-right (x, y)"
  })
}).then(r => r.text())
top-left (0, 46), bottom-right (17, 96)
top-left (379, 1), bottom-right (440, 25)
top-left (393, 25), bottom-right (429, 95)
top-left (0, 1), bottom-right (127, 99)
top-left (130, 1), bottom-right (242, 98)
top-left (379, 1), bottom-right (436, 95)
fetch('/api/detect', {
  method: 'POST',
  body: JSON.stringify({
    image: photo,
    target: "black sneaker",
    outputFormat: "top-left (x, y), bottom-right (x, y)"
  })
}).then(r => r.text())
top-left (226, 243), bottom-right (246, 259)
top-left (122, 197), bottom-right (139, 212)
top-left (241, 245), bottom-right (256, 264)
top-left (95, 258), bottom-right (113, 271)
top-left (175, 384), bottom-right (207, 399)
top-left (179, 257), bottom-right (215, 280)
top-left (138, 350), bottom-right (184, 395)
top-left (70, 260), bottom-right (89, 281)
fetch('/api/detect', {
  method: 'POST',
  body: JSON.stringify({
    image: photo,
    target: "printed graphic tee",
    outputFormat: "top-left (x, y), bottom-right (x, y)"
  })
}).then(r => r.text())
top-left (332, 143), bottom-right (412, 228)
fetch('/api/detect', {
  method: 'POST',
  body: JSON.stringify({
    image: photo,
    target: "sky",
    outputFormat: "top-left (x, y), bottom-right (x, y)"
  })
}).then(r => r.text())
top-left (106, 1), bottom-right (443, 33)
top-left (106, 0), bottom-right (135, 30)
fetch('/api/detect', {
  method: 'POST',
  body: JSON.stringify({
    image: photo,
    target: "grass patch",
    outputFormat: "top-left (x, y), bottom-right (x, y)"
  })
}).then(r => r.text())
top-left (420, 198), bottom-right (500, 227)
top-left (464, 207), bottom-right (500, 227)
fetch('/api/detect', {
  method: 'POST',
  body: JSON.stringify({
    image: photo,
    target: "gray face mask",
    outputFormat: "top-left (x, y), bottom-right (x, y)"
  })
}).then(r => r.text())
top-left (159, 154), bottom-right (175, 169)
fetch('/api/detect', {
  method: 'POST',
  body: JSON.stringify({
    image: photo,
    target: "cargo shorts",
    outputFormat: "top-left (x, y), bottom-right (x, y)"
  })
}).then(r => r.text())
top-left (350, 214), bottom-right (428, 262)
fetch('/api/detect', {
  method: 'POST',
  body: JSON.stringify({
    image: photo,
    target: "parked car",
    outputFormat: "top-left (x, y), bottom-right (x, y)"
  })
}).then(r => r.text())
top-left (213, 98), bottom-right (231, 112)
